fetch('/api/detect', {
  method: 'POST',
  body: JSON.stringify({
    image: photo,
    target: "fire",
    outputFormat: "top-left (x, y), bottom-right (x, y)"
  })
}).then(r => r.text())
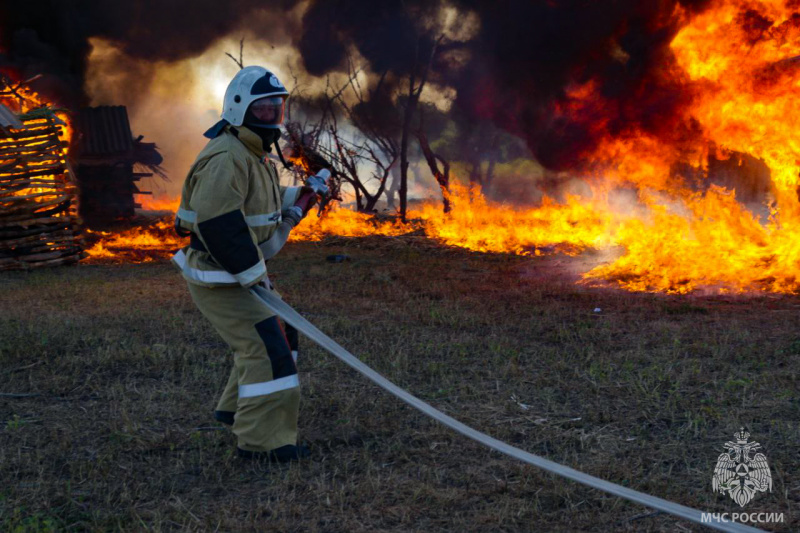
top-left (75, 0), bottom-right (800, 295)
top-left (0, 79), bottom-right (73, 147)
top-left (84, 219), bottom-right (185, 263)
top-left (288, 155), bottom-right (312, 175)
top-left (412, 183), bottom-right (612, 256)
top-left (289, 204), bottom-right (415, 241)
top-left (671, 0), bottom-right (800, 200)
top-left (139, 194), bottom-right (181, 212)
top-left (581, 0), bottom-right (800, 294)
top-left (0, 70), bottom-right (83, 270)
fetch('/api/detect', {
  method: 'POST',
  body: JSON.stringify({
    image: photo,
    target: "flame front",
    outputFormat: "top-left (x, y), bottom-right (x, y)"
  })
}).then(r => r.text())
top-left (584, 0), bottom-right (800, 293)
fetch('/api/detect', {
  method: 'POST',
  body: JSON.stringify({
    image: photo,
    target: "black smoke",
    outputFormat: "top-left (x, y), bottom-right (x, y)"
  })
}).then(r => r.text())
top-left (0, 0), bottom-right (299, 107)
top-left (451, 0), bottom-right (714, 169)
top-left (297, 0), bottom-right (714, 169)
top-left (298, 0), bottom-right (716, 170)
top-left (1, 0), bottom-right (715, 170)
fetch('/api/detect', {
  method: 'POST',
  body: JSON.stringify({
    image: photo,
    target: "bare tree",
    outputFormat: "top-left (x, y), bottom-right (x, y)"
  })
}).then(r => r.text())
top-left (281, 64), bottom-right (396, 213)
top-left (305, 61), bottom-right (399, 212)
top-left (324, 117), bottom-right (396, 212)
top-left (398, 34), bottom-right (444, 221)
top-left (416, 110), bottom-right (450, 213)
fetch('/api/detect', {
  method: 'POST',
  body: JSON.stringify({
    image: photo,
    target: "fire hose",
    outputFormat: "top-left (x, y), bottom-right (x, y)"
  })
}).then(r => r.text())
top-left (251, 284), bottom-right (762, 533)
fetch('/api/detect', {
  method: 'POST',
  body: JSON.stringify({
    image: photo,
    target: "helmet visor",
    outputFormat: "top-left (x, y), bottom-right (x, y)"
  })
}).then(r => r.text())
top-left (249, 96), bottom-right (286, 126)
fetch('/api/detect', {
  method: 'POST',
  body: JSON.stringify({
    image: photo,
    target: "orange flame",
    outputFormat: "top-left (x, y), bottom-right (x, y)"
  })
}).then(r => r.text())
top-left (292, 0), bottom-right (800, 294)
top-left (139, 195), bottom-right (181, 212)
top-left (289, 205), bottom-right (416, 241)
top-left (581, 0), bottom-right (800, 293)
top-left (84, 219), bottom-right (186, 263)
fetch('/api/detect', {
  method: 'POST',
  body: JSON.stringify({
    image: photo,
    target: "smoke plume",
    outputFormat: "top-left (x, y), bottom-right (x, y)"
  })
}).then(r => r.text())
top-left (1, 0), bottom-right (716, 172)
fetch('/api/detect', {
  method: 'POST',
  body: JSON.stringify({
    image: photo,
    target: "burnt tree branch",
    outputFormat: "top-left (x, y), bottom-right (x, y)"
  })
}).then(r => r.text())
top-left (225, 37), bottom-right (245, 69)
top-left (416, 126), bottom-right (450, 213)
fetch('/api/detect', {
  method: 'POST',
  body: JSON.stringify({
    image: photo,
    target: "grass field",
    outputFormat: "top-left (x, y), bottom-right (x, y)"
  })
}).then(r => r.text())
top-left (1, 236), bottom-right (798, 531)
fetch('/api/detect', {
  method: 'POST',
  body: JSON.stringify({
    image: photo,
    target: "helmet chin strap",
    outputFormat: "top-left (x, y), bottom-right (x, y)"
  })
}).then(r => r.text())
top-left (273, 141), bottom-right (294, 170)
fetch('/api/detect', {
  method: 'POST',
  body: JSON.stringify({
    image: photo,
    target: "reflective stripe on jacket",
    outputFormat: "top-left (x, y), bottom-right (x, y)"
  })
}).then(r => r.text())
top-left (172, 125), bottom-right (299, 287)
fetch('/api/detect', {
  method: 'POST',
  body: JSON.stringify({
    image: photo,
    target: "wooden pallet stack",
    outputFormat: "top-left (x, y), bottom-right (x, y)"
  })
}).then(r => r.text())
top-left (0, 107), bottom-right (84, 270)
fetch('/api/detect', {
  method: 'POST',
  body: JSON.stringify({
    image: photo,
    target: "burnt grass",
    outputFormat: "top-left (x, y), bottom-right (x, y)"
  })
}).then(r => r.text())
top-left (1, 236), bottom-right (798, 532)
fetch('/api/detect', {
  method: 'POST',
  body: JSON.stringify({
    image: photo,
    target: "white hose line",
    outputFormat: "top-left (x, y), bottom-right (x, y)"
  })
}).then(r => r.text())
top-left (251, 286), bottom-right (763, 533)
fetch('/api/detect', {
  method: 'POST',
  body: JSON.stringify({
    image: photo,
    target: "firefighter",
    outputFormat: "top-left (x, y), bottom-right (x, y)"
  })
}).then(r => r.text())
top-left (172, 66), bottom-right (311, 462)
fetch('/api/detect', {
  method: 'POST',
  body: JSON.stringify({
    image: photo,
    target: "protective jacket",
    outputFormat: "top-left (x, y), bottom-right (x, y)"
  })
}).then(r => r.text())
top-left (172, 125), bottom-right (301, 287)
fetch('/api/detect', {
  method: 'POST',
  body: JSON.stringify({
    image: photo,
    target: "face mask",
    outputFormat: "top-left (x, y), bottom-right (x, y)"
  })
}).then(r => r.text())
top-left (250, 126), bottom-right (282, 152)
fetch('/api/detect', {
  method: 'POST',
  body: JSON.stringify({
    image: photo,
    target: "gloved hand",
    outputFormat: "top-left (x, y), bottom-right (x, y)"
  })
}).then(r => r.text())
top-left (282, 185), bottom-right (318, 228)
top-left (280, 206), bottom-right (304, 228)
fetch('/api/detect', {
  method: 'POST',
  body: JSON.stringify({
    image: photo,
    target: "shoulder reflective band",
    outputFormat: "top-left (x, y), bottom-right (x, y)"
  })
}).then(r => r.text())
top-left (249, 285), bottom-right (762, 533)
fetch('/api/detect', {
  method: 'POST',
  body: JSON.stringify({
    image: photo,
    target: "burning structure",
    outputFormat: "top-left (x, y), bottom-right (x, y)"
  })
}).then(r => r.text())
top-left (0, 79), bottom-right (82, 270)
top-left (0, 72), bottom-right (168, 270)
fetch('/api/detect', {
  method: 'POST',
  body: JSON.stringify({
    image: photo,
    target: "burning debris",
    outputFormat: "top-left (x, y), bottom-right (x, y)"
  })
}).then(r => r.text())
top-left (0, 77), bottom-right (83, 270)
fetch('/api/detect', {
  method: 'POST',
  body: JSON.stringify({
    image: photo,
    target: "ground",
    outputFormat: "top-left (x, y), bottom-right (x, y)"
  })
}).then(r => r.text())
top-left (1, 236), bottom-right (798, 532)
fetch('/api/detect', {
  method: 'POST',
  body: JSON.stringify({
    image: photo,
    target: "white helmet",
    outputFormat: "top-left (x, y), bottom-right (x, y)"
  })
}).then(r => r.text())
top-left (221, 66), bottom-right (289, 126)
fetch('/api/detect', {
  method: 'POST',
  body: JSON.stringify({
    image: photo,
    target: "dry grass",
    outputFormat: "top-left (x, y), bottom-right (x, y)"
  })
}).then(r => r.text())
top-left (1, 236), bottom-right (798, 532)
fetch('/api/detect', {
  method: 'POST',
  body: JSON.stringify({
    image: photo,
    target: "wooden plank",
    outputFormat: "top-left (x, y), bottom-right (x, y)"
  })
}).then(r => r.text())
top-left (0, 222), bottom-right (72, 238)
top-left (3, 153), bottom-right (66, 164)
top-left (0, 215), bottom-right (73, 228)
top-left (0, 251), bottom-right (83, 270)
top-left (1, 199), bottom-right (72, 220)
top-left (0, 253), bottom-right (82, 271)
top-left (0, 194), bottom-right (70, 210)
top-left (0, 143), bottom-right (64, 159)
top-left (0, 135), bottom-right (62, 150)
top-left (0, 134), bottom-right (61, 147)
top-left (5, 242), bottom-right (82, 256)
top-left (0, 159), bottom-right (65, 171)
top-left (0, 230), bottom-right (77, 248)
top-left (0, 250), bottom-right (64, 263)
top-left (0, 127), bottom-right (61, 141)
top-left (0, 166), bottom-right (67, 182)
top-left (0, 191), bottom-right (65, 204)
top-left (0, 179), bottom-right (68, 190)
top-left (0, 138), bottom-right (61, 153)
top-left (0, 162), bottom-right (64, 176)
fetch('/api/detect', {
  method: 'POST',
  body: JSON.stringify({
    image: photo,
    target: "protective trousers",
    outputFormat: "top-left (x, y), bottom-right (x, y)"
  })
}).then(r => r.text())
top-left (187, 282), bottom-right (299, 452)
